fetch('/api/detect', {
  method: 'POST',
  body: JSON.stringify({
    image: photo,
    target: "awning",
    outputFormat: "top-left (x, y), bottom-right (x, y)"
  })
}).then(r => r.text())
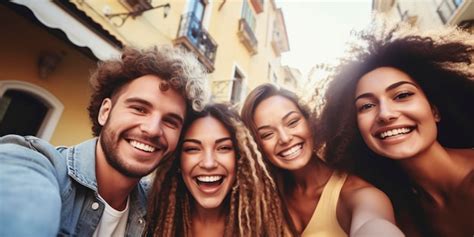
top-left (11, 0), bottom-right (120, 60)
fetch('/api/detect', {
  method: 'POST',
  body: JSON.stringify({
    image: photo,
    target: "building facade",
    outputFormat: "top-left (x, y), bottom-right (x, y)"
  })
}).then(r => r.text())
top-left (0, 0), bottom-right (291, 145)
top-left (373, 0), bottom-right (474, 32)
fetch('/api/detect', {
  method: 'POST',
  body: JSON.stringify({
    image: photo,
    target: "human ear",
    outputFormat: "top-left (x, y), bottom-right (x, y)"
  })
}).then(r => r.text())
top-left (98, 98), bottom-right (112, 126)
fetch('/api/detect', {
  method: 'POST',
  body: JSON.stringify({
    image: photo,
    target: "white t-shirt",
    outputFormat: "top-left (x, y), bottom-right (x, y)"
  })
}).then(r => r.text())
top-left (92, 195), bottom-right (130, 237)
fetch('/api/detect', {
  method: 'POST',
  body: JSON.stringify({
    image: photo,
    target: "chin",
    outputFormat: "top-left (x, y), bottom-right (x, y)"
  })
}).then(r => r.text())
top-left (375, 148), bottom-right (419, 160)
top-left (197, 198), bottom-right (226, 209)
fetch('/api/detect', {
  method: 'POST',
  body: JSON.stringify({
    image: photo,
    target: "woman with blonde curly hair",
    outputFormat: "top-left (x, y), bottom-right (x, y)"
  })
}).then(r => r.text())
top-left (318, 23), bottom-right (474, 236)
top-left (145, 103), bottom-right (291, 237)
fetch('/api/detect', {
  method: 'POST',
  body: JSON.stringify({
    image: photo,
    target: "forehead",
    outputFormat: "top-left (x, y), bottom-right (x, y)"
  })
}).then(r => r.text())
top-left (116, 75), bottom-right (186, 116)
top-left (356, 67), bottom-right (416, 94)
top-left (253, 95), bottom-right (300, 126)
top-left (184, 116), bottom-right (231, 140)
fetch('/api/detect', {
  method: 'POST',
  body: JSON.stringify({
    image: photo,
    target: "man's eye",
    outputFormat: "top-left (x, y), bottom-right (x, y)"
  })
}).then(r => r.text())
top-left (131, 106), bottom-right (146, 113)
top-left (163, 118), bottom-right (180, 129)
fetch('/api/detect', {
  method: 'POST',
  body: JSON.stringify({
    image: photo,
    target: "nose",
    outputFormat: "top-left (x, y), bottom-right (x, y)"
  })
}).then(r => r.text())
top-left (199, 150), bottom-right (218, 169)
top-left (140, 115), bottom-right (164, 137)
top-left (278, 127), bottom-right (293, 145)
top-left (377, 100), bottom-right (399, 123)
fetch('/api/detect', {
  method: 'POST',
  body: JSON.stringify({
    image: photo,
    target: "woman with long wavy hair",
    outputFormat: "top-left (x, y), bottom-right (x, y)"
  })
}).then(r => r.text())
top-left (318, 22), bottom-right (474, 236)
top-left (145, 103), bottom-right (291, 237)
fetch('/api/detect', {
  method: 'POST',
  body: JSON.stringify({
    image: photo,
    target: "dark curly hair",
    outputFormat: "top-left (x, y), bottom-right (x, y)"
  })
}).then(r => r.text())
top-left (87, 46), bottom-right (209, 136)
top-left (316, 23), bottom-right (474, 235)
top-left (145, 103), bottom-right (292, 237)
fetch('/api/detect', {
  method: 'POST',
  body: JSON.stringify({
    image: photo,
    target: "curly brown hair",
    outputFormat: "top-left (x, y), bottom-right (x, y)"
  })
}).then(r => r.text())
top-left (87, 46), bottom-right (210, 136)
top-left (145, 103), bottom-right (292, 237)
top-left (316, 22), bottom-right (474, 235)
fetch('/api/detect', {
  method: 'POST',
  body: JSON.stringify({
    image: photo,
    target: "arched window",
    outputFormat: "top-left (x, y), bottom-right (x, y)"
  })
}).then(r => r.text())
top-left (0, 81), bottom-right (63, 141)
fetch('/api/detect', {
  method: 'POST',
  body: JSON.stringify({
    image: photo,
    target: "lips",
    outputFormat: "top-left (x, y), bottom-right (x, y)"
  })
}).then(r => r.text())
top-left (277, 143), bottom-right (303, 158)
top-left (375, 126), bottom-right (415, 140)
top-left (194, 175), bottom-right (225, 193)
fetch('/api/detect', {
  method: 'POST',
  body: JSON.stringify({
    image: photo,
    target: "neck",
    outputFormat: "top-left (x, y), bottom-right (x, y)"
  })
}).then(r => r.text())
top-left (192, 202), bottom-right (226, 224)
top-left (191, 201), bottom-right (226, 237)
top-left (95, 140), bottom-right (139, 210)
top-left (289, 157), bottom-right (332, 192)
top-left (398, 141), bottom-right (466, 205)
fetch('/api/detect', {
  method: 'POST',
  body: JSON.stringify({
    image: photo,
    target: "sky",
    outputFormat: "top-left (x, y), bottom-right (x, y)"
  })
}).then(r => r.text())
top-left (276, 0), bottom-right (373, 78)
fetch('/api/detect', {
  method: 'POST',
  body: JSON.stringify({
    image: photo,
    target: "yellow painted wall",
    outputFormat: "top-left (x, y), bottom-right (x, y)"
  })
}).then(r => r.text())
top-left (208, 0), bottom-right (285, 100)
top-left (0, 4), bottom-right (96, 146)
top-left (71, 0), bottom-right (189, 47)
top-left (73, 0), bottom-right (286, 103)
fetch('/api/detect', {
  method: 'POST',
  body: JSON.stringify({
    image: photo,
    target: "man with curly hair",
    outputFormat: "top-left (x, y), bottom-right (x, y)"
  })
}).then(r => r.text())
top-left (0, 46), bottom-right (209, 236)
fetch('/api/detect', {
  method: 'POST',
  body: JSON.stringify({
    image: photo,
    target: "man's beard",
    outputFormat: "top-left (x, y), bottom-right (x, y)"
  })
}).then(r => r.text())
top-left (100, 122), bottom-right (164, 178)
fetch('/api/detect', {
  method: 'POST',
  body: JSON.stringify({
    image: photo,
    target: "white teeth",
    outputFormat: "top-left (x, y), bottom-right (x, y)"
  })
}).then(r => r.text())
top-left (196, 176), bottom-right (223, 183)
top-left (280, 144), bottom-right (302, 157)
top-left (129, 140), bottom-right (156, 152)
top-left (380, 128), bottom-right (411, 139)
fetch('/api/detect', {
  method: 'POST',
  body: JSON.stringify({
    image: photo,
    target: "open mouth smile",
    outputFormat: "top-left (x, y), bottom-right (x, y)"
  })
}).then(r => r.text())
top-left (128, 139), bottom-right (158, 153)
top-left (193, 175), bottom-right (225, 193)
top-left (376, 127), bottom-right (415, 140)
top-left (278, 143), bottom-right (303, 158)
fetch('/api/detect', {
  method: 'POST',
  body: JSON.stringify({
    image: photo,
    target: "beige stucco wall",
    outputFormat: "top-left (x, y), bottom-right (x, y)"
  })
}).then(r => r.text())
top-left (73, 0), bottom-right (286, 103)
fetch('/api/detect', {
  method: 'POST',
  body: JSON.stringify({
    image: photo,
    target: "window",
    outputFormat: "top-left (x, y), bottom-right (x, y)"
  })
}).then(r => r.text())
top-left (0, 90), bottom-right (48, 136)
top-left (190, 0), bottom-right (206, 22)
top-left (453, 0), bottom-right (463, 7)
top-left (230, 68), bottom-right (244, 104)
top-left (242, 0), bottom-right (256, 31)
top-left (0, 81), bottom-right (63, 141)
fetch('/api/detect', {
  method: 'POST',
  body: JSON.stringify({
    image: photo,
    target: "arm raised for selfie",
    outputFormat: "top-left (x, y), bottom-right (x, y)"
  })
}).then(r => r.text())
top-left (347, 184), bottom-right (404, 237)
top-left (0, 135), bottom-right (61, 237)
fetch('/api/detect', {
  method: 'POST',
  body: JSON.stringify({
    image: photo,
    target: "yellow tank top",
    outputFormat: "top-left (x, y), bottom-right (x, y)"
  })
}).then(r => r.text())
top-left (301, 172), bottom-right (348, 237)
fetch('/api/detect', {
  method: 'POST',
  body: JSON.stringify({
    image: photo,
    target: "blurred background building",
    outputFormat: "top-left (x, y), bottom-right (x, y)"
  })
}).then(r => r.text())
top-left (373, 0), bottom-right (474, 32)
top-left (0, 0), bottom-right (301, 145)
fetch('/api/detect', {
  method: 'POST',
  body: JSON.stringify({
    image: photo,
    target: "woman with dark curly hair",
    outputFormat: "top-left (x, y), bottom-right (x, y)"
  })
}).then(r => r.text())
top-left (145, 103), bottom-right (292, 237)
top-left (241, 84), bottom-right (403, 237)
top-left (318, 24), bottom-right (474, 236)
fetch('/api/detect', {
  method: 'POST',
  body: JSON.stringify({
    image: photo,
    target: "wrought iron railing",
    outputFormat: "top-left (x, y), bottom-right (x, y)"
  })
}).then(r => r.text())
top-left (176, 12), bottom-right (217, 64)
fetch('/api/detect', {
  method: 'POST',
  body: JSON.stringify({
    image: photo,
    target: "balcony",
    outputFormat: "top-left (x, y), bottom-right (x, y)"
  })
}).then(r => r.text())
top-left (174, 12), bottom-right (218, 72)
top-left (237, 18), bottom-right (258, 55)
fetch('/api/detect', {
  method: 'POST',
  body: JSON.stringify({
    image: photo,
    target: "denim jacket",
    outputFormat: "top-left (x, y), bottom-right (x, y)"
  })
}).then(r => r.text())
top-left (0, 135), bottom-right (148, 237)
